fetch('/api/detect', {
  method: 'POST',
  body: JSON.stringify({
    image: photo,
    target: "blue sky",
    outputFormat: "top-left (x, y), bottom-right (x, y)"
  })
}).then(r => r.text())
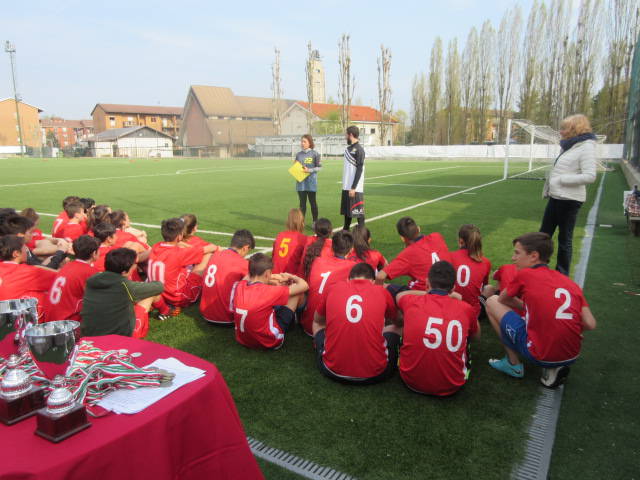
top-left (1, 0), bottom-right (535, 119)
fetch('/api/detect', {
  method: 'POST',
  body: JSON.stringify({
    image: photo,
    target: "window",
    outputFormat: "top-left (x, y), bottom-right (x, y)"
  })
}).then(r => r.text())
top-left (109, 116), bottom-right (116, 127)
top-left (150, 117), bottom-right (156, 122)
top-left (62, 127), bottom-right (67, 132)
top-left (370, 128), bottom-right (375, 134)
top-left (127, 116), bottom-right (133, 121)
top-left (162, 118), bottom-right (168, 127)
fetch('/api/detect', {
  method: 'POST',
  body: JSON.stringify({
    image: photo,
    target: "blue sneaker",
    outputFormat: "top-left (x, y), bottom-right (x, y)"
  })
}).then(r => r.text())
top-left (489, 356), bottom-right (524, 378)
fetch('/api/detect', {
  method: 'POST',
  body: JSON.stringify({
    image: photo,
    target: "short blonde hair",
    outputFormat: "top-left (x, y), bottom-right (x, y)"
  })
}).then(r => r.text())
top-left (560, 114), bottom-right (592, 138)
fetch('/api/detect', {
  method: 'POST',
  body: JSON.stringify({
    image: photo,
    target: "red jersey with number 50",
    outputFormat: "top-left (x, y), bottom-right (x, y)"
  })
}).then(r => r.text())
top-left (398, 292), bottom-right (477, 396)
top-left (451, 249), bottom-right (491, 319)
top-left (45, 260), bottom-right (98, 322)
top-left (383, 234), bottom-right (451, 291)
top-left (148, 243), bottom-right (204, 304)
top-left (317, 279), bottom-right (397, 379)
top-left (0, 262), bottom-right (57, 321)
top-left (199, 249), bottom-right (248, 324)
top-left (507, 265), bottom-right (588, 362)
top-left (232, 281), bottom-right (290, 349)
top-left (271, 231), bottom-right (307, 275)
top-left (301, 256), bottom-right (356, 335)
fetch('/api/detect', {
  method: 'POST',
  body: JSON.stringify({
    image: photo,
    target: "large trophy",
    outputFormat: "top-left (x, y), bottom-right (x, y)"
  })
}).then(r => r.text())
top-left (24, 320), bottom-right (91, 442)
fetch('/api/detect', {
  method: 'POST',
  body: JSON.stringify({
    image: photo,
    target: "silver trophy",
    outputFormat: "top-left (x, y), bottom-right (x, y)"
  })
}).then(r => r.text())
top-left (0, 299), bottom-right (25, 358)
top-left (0, 354), bottom-right (45, 424)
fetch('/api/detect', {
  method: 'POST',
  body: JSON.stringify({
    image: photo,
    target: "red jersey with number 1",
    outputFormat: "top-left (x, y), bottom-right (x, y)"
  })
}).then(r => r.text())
top-left (45, 260), bottom-right (98, 322)
top-left (507, 265), bottom-right (588, 362)
top-left (317, 279), bottom-right (397, 379)
top-left (451, 249), bottom-right (491, 319)
top-left (0, 262), bottom-right (57, 321)
top-left (148, 243), bottom-right (204, 305)
top-left (232, 281), bottom-right (290, 349)
top-left (301, 256), bottom-right (356, 335)
top-left (199, 249), bottom-right (248, 324)
top-left (272, 231), bottom-right (307, 275)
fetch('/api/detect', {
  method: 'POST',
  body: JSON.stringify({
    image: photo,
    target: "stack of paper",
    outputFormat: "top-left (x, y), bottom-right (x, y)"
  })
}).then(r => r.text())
top-left (97, 357), bottom-right (206, 414)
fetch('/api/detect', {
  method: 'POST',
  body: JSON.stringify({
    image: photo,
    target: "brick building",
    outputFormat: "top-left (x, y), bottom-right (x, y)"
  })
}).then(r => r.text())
top-left (91, 104), bottom-right (182, 138)
top-left (40, 117), bottom-right (94, 148)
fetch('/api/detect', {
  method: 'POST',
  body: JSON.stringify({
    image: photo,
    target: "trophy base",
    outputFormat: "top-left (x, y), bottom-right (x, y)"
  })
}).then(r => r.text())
top-left (35, 403), bottom-right (91, 442)
top-left (0, 387), bottom-right (46, 425)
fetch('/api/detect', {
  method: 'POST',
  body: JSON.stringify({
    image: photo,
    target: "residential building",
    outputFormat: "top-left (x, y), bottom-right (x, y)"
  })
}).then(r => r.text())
top-left (88, 126), bottom-right (174, 158)
top-left (0, 98), bottom-right (43, 149)
top-left (40, 117), bottom-right (94, 148)
top-left (91, 104), bottom-right (182, 138)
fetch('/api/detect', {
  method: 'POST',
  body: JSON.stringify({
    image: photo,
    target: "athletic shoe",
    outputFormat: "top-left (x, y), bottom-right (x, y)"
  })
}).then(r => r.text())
top-left (488, 356), bottom-right (524, 378)
top-left (540, 366), bottom-right (570, 388)
top-left (158, 306), bottom-right (181, 321)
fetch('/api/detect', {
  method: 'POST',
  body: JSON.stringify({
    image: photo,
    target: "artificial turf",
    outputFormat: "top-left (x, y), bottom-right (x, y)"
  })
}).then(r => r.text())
top-left (0, 155), bottom-right (600, 479)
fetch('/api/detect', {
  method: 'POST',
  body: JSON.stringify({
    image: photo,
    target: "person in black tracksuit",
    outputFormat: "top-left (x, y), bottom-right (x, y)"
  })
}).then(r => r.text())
top-left (341, 126), bottom-right (365, 231)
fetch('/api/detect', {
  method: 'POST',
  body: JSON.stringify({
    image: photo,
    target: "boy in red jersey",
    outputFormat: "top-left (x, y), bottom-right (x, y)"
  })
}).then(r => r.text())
top-left (148, 218), bottom-right (216, 310)
top-left (200, 229), bottom-right (255, 325)
top-left (376, 216), bottom-right (451, 295)
top-left (313, 263), bottom-right (400, 384)
top-left (397, 261), bottom-right (479, 396)
top-left (52, 196), bottom-right (81, 238)
top-left (20, 208), bottom-right (45, 249)
top-left (60, 201), bottom-right (88, 242)
top-left (45, 235), bottom-right (99, 322)
top-left (232, 253), bottom-right (308, 350)
top-left (272, 208), bottom-right (307, 275)
top-left (485, 232), bottom-right (597, 388)
top-left (1, 214), bottom-right (69, 269)
top-left (300, 230), bottom-right (356, 335)
top-left (92, 223), bottom-right (118, 271)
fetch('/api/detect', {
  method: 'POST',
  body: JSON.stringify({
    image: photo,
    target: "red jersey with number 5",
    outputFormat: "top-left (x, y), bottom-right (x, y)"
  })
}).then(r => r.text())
top-left (148, 243), bottom-right (204, 305)
top-left (383, 234), bottom-right (451, 291)
top-left (507, 265), bottom-right (588, 362)
top-left (451, 249), bottom-right (491, 319)
top-left (398, 292), bottom-right (477, 396)
top-left (0, 262), bottom-right (57, 321)
top-left (199, 249), bottom-right (248, 324)
top-left (232, 280), bottom-right (290, 349)
top-left (317, 279), bottom-right (397, 379)
top-left (271, 231), bottom-right (307, 275)
top-left (301, 256), bottom-right (356, 335)
top-left (45, 260), bottom-right (98, 322)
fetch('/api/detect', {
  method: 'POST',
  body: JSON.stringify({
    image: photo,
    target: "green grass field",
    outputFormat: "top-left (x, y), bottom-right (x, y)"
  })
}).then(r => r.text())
top-left (0, 156), bottom-right (600, 479)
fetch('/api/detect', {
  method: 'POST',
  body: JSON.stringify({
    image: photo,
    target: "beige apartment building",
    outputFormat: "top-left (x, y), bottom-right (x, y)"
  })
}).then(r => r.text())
top-left (0, 98), bottom-right (43, 148)
top-left (91, 104), bottom-right (183, 138)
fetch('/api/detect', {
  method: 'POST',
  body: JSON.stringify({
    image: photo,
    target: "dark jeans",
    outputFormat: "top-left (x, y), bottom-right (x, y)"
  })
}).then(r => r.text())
top-left (297, 191), bottom-right (318, 222)
top-left (540, 197), bottom-right (583, 276)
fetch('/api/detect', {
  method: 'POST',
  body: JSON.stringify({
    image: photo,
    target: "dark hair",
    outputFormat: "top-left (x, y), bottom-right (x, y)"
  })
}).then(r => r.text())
top-left (0, 235), bottom-right (24, 260)
top-left (349, 262), bottom-right (375, 280)
top-left (230, 229), bottom-right (255, 250)
top-left (303, 218), bottom-right (332, 277)
top-left (513, 232), bottom-right (553, 263)
top-left (0, 214), bottom-right (34, 236)
top-left (459, 224), bottom-right (483, 262)
top-left (161, 218), bottom-right (184, 242)
top-left (93, 222), bottom-right (117, 242)
top-left (88, 205), bottom-right (111, 231)
top-left (62, 196), bottom-right (81, 209)
top-left (181, 214), bottom-right (197, 237)
top-left (248, 252), bottom-right (273, 277)
top-left (0, 209), bottom-right (17, 233)
top-left (396, 216), bottom-right (420, 241)
top-left (109, 210), bottom-right (127, 229)
top-left (73, 235), bottom-right (100, 260)
top-left (302, 134), bottom-right (315, 149)
top-left (79, 198), bottom-right (96, 210)
top-left (64, 201), bottom-right (84, 218)
top-left (20, 208), bottom-right (39, 223)
top-left (346, 125), bottom-right (359, 139)
top-left (351, 225), bottom-right (371, 262)
top-left (105, 248), bottom-right (137, 274)
top-left (428, 261), bottom-right (456, 291)
top-left (331, 230), bottom-right (353, 257)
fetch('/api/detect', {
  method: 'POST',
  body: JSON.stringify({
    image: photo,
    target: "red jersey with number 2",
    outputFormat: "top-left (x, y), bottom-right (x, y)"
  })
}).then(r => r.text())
top-left (45, 260), bottom-right (98, 322)
top-left (451, 249), bottom-right (491, 319)
top-left (271, 231), bottom-right (307, 275)
top-left (199, 249), bottom-right (248, 324)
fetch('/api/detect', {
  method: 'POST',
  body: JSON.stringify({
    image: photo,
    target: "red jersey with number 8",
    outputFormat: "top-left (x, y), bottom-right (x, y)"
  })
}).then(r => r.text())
top-left (271, 231), bottom-right (307, 275)
top-left (199, 249), bottom-right (248, 324)
top-left (45, 260), bottom-right (98, 322)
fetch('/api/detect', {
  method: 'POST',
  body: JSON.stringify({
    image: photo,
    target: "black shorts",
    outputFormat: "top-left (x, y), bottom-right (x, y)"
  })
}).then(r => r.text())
top-left (340, 190), bottom-right (365, 217)
top-left (274, 306), bottom-right (295, 333)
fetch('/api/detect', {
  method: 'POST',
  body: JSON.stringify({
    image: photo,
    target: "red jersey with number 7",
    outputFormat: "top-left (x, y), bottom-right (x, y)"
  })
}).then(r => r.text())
top-left (301, 255), bottom-right (356, 335)
top-left (317, 279), bottom-right (397, 379)
top-left (507, 265), bottom-right (588, 362)
top-left (45, 260), bottom-right (98, 322)
top-left (451, 249), bottom-right (491, 319)
top-left (148, 243), bottom-right (204, 305)
top-left (271, 231), bottom-right (307, 275)
top-left (199, 249), bottom-right (248, 324)
top-left (398, 292), bottom-right (477, 396)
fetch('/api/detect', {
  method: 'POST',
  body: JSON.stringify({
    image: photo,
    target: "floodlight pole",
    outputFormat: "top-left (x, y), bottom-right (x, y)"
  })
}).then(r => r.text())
top-left (503, 119), bottom-right (512, 179)
top-left (529, 125), bottom-right (535, 172)
top-left (5, 41), bottom-right (24, 155)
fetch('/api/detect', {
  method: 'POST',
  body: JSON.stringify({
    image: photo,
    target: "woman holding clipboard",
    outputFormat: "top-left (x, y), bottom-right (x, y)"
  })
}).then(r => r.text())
top-left (292, 134), bottom-right (321, 224)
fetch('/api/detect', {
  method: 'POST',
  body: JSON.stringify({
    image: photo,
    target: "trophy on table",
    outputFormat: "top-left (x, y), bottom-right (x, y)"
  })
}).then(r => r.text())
top-left (0, 353), bottom-right (46, 425)
top-left (25, 320), bottom-right (91, 442)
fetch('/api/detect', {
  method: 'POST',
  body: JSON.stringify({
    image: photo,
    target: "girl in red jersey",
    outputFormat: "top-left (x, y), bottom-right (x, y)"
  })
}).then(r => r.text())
top-left (20, 208), bottom-right (46, 249)
top-left (450, 224), bottom-right (491, 320)
top-left (87, 205), bottom-right (112, 234)
top-left (271, 208), bottom-right (307, 275)
top-left (181, 213), bottom-right (217, 250)
top-left (301, 218), bottom-right (333, 279)
top-left (349, 225), bottom-right (387, 272)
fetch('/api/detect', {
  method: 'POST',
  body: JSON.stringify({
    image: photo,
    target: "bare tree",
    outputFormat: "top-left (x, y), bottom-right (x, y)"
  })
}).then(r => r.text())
top-left (410, 73), bottom-right (427, 144)
top-left (377, 44), bottom-right (393, 146)
top-left (271, 47), bottom-right (282, 135)
top-left (496, 6), bottom-right (522, 141)
top-left (444, 38), bottom-right (462, 144)
top-left (519, 0), bottom-right (547, 121)
top-left (338, 34), bottom-right (356, 130)
top-left (426, 37), bottom-right (443, 144)
top-left (305, 42), bottom-right (315, 131)
top-left (475, 21), bottom-right (495, 142)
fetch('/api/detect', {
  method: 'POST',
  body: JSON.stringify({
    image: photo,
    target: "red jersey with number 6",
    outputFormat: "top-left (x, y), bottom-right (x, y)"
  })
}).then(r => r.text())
top-left (398, 292), bottom-right (477, 396)
top-left (507, 265), bottom-right (588, 362)
top-left (148, 243), bottom-right (204, 306)
top-left (271, 231), bottom-right (307, 275)
top-left (301, 256), bottom-right (356, 335)
top-left (450, 249), bottom-right (491, 319)
top-left (317, 279), bottom-right (397, 379)
top-left (45, 260), bottom-right (98, 322)
top-left (199, 249), bottom-right (248, 324)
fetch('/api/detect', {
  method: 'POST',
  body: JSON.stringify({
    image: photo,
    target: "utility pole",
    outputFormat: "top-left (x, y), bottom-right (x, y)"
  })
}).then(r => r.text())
top-left (5, 41), bottom-right (24, 155)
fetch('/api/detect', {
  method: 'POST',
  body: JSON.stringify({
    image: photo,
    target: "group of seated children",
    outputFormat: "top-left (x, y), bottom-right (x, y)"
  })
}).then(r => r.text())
top-left (0, 200), bottom-right (596, 396)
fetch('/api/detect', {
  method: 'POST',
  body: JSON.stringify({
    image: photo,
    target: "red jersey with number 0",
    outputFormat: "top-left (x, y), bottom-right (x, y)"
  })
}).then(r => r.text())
top-left (45, 260), bottom-right (98, 322)
top-left (26, 228), bottom-right (45, 249)
top-left (0, 262), bottom-right (57, 321)
top-left (399, 292), bottom-right (477, 396)
top-left (301, 256), bottom-right (356, 334)
top-left (507, 265), bottom-right (588, 362)
top-left (317, 279), bottom-right (397, 379)
top-left (148, 243), bottom-right (204, 304)
top-left (451, 249), bottom-right (491, 318)
top-left (199, 249), bottom-right (248, 324)
top-left (383, 234), bottom-right (451, 291)
top-left (348, 249), bottom-right (387, 271)
top-left (272, 231), bottom-right (308, 275)
top-left (232, 280), bottom-right (290, 349)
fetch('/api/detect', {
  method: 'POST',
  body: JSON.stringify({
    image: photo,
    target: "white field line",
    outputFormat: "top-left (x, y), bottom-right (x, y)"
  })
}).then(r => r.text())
top-left (366, 182), bottom-right (466, 188)
top-left (335, 166), bottom-right (461, 184)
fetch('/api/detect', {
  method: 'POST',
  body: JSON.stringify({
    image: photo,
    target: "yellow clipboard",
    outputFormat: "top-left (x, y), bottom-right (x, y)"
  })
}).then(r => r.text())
top-left (288, 162), bottom-right (310, 182)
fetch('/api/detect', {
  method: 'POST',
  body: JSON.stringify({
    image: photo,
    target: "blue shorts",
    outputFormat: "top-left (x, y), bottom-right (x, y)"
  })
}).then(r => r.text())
top-left (500, 311), bottom-right (576, 368)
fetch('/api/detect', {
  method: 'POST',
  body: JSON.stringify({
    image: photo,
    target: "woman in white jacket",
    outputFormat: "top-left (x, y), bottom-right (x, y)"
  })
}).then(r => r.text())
top-left (540, 114), bottom-right (597, 275)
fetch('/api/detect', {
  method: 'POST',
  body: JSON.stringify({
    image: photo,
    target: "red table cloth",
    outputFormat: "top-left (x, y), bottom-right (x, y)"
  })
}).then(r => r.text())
top-left (0, 335), bottom-right (264, 480)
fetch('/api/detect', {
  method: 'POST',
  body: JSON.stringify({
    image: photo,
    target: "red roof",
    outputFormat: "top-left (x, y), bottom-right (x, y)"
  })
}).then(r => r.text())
top-left (40, 118), bottom-right (93, 129)
top-left (296, 101), bottom-right (396, 123)
top-left (91, 104), bottom-right (183, 116)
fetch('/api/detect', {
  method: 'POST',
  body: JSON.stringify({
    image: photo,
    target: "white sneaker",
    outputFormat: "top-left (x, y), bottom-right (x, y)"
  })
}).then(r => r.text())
top-left (540, 366), bottom-right (570, 388)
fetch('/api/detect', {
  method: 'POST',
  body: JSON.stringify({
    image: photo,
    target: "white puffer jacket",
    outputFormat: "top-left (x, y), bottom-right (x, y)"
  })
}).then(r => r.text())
top-left (543, 139), bottom-right (597, 202)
